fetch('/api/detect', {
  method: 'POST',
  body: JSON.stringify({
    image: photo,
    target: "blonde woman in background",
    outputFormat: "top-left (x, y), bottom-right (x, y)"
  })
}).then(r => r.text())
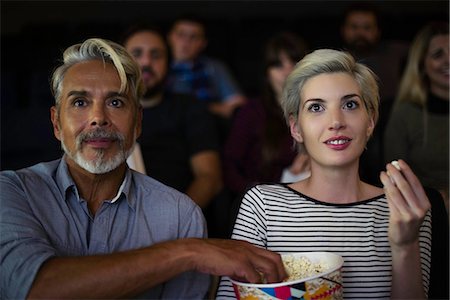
top-left (384, 21), bottom-right (449, 209)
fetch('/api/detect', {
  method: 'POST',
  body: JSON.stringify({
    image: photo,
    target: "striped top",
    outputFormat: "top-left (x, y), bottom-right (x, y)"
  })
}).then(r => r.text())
top-left (216, 183), bottom-right (432, 299)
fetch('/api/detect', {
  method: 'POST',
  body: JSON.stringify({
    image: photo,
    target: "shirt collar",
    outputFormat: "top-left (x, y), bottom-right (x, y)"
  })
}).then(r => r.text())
top-left (56, 156), bottom-right (134, 208)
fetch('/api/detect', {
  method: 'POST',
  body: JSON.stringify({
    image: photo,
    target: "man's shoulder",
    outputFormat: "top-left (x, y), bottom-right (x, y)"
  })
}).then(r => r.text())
top-left (374, 40), bottom-right (409, 57)
top-left (163, 90), bottom-right (196, 103)
top-left (197, 56), bottom-right (230, 72)
top-left (131, 170), bottom-right (196, 206)
top-left (1, 159), bottom-right (60, 183)
top-left (163, 91), bottom-right (210, 111)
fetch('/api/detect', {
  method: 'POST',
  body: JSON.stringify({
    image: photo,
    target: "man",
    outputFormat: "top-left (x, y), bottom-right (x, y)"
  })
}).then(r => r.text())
top-left (123, 26), bottom-right (222, 210)
top-left (167, 15), bottom-right (246, 119)
top-left (340, 3), bottom-right (409, 186)
top-left (0, 38), bottom-right (287, 299)
top-left (341, 3), bottom-right (409, 103)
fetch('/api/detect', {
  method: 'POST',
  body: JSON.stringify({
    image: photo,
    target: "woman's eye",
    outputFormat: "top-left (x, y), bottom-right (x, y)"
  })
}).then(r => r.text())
top-left (430, 49), bottom-right (444, 60)
top-left (307, 103), bottom-right (324, 112)
top-left (344, 100), bottom-right (359, 110)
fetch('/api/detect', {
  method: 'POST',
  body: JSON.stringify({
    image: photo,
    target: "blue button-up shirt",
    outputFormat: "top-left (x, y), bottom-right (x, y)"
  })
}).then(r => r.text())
top-left (0, 158), bottom-right (209, 299)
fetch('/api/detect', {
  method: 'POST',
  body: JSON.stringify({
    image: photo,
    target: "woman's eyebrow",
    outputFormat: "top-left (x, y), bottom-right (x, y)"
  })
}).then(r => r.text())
top-left (302, 98), bottom-right (325, 108)
top-left (342, 94), bottom-right (361, 101)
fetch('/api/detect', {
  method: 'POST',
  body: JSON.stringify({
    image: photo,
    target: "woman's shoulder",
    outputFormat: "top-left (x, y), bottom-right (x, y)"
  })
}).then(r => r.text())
top-left (247, 182), bottom-right (291, 193)
top-left (392, 100), bottom-right (422, 114)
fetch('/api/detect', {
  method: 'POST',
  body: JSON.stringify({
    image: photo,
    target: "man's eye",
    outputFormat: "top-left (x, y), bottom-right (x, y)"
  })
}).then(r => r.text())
top-left (109, 98), bottom-right (124, 108)
top-left (73, 99), bottom-right (86, 107)
top-left (308, 103), bottom-right (323, 112)
top-left (131, 49), bottom-right (142, 58)
top-left (176, 31), bottom-right (186, 38)
top-left (151, 52), bottom-right (164, 60)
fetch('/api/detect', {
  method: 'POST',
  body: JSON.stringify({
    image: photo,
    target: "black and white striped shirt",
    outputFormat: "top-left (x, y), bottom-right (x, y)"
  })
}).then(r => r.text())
top-left (216, 183), bottom-right (432, 299)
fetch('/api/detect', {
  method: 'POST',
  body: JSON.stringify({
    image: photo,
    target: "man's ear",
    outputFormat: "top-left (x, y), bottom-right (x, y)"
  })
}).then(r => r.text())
top-left (50, 106), bottom-right (62, 141)
top-left (289, 115), bottom-right (303, 143)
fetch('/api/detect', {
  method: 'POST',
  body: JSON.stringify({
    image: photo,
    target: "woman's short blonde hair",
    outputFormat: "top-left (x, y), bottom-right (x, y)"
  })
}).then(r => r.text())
top-left (51, 38), bottom-right (145, 109)
top-left (281, 49), bottom-right (379, 126)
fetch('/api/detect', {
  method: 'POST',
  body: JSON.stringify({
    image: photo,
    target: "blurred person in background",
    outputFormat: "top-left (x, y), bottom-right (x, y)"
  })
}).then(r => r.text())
top-left (384, 21), bottom-right (449, 210)
top-left (340, 2), bottom-right (409, 185)
top-left (223, 32), bottom-right (310, 201)
top-left (123, 25), bottom-right (223, 211)
top-left (167, 15), bottom-right (246, 145)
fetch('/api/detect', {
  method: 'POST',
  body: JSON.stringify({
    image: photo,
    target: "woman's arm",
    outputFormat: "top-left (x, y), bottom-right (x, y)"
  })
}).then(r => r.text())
top-left (379, 159), bottom-right (430, 299)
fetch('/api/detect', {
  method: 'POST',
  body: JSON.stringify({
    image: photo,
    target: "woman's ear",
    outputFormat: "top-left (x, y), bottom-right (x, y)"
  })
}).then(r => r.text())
top-left (289, 115), bottom-right (303, 143)
top-left (366, 115), bottom-right (375, 139)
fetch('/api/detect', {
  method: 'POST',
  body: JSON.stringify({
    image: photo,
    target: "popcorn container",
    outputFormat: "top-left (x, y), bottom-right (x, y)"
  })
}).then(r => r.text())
top-left (231, 252), bottom-right (344, 300)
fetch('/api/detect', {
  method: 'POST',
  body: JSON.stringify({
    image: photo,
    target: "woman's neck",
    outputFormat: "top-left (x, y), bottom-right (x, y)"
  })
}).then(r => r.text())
top-left (430, 84), bottom-right (449, 101)
top-left (291, 162), bottom-right (382, 204)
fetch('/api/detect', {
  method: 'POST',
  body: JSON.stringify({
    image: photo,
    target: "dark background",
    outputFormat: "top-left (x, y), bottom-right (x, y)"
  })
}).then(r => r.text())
top-left (1, 0), bottom-right (449, 170)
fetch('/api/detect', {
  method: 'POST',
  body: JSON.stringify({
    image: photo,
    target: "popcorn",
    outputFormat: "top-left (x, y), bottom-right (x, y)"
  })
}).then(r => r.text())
top-left (391, 160), bottom-right (401, 171)
top-left (282, 255), bottom-right (328, 281)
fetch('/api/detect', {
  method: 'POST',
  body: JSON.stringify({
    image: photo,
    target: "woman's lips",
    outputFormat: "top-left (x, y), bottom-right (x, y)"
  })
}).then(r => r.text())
top-left (324, 137), bottom-right (352, 150)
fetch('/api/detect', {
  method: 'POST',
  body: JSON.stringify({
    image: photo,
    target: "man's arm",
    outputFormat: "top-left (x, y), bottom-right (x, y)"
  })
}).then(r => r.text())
top-left (187, 150), bottom-right (223, 209)
top-left (28, 239), bottom-right (287, 299)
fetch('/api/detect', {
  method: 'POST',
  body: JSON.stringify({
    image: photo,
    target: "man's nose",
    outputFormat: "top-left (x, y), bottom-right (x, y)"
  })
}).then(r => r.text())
top-left (90, 102), bottom-right (109, 127)
top-left (140, 54), bottom-right (152, 66)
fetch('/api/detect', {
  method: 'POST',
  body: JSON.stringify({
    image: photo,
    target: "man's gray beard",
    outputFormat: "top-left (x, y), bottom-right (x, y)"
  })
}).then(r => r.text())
top-left (60, 129), bottom-right (134, 174)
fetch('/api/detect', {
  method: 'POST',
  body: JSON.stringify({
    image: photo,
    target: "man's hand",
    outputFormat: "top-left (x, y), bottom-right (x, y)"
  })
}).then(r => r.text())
top-left (188, 239), bottom-right (287, 284)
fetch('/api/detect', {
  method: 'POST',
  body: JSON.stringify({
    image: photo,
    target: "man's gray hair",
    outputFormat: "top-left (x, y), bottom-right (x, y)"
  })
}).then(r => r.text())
top-left (51, 38), bottom-right (145, 108)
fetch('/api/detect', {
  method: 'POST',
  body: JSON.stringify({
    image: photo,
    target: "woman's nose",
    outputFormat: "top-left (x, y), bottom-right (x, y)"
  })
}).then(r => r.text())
top-left (330, 120), bottom-right (344, 130)
top-left (329, 111), bottom-right (345, 130)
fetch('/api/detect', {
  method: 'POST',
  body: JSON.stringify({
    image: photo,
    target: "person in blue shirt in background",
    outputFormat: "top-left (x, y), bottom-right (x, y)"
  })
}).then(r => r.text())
top-left (167, 15), bottom-right (246, 120)
top-left (167, 15), bottom-right (247, 147)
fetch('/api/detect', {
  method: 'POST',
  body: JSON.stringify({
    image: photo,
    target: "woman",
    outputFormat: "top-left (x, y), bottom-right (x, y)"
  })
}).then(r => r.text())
top-left (223, 32), bottom-right (309, 198)
top-left (384, 21), bottom-right (449, 208)
top-left (216, 49), bottom-right (447, 299)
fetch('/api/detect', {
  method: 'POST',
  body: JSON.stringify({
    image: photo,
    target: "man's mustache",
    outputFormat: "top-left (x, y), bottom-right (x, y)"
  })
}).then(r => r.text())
top-left (141, 66), bottom-right (155, 76)
top-left (76, 129), bottom-right (124, 149)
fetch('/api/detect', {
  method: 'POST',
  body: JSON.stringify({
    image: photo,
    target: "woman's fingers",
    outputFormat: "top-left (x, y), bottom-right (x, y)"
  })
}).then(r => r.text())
top-left (380, 160), bottom-right (431, 247)
top-left (396, 160), bottom-right (430, 212)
